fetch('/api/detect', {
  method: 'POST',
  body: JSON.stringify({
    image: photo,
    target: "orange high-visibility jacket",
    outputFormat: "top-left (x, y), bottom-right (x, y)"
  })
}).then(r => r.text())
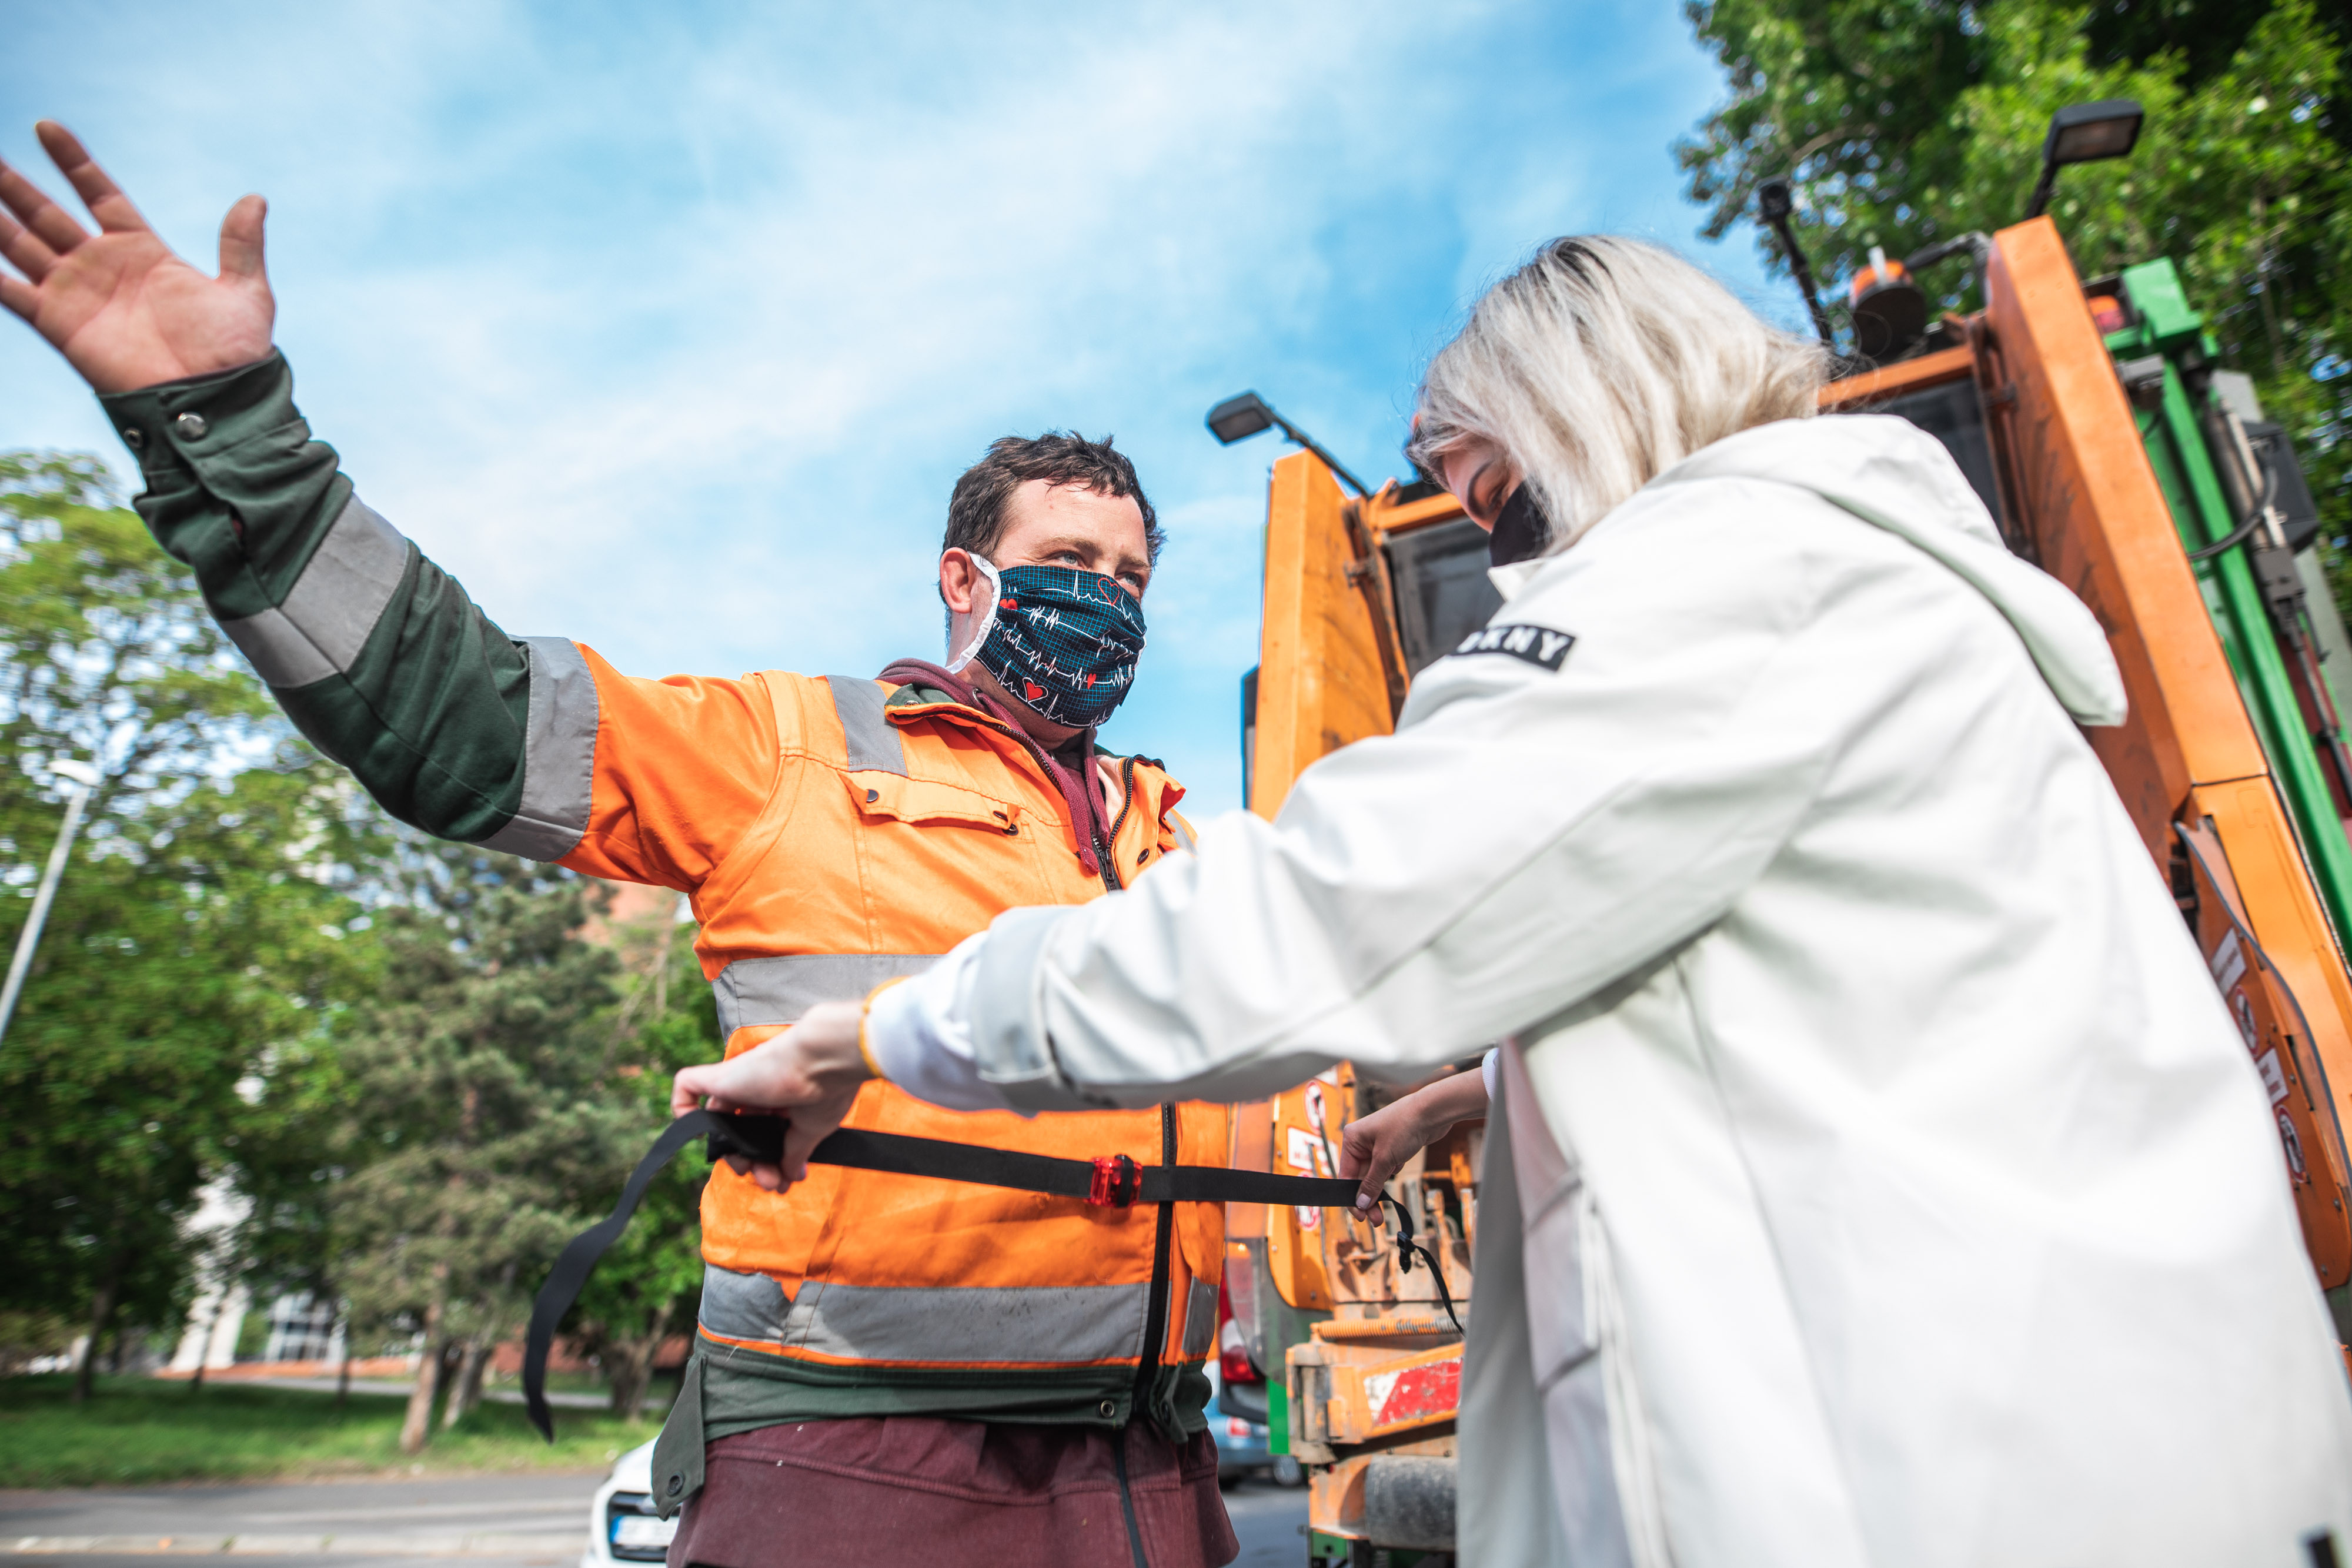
top-left (554, 657), bottom-right (1226, 1417)
top-left (93, 355), bottom-right (1223, 1429)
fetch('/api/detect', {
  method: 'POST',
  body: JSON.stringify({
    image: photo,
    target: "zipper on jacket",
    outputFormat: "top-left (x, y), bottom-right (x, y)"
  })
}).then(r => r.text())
top-left (1096, 756), bottom-right (1138, 894)
top-left (1129, 1103), bottom-right (1178, 1435)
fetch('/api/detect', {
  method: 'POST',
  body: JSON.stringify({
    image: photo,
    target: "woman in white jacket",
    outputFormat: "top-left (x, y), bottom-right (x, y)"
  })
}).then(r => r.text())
top-left (679, 237), bottom-right (2352, 1567)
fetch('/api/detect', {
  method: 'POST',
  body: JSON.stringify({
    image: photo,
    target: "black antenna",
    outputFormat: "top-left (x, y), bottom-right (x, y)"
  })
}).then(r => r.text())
top-left (1758, 178), bottom-right (1836, 348)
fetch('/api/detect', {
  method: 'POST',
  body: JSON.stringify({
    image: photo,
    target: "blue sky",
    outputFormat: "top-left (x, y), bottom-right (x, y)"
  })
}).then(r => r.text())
top-left (3, 1), bottom-right (1789, 815)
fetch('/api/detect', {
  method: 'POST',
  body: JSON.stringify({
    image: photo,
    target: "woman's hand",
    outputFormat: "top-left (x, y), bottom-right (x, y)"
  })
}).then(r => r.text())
top-left (671, 1000), bottom-right (873, 1193)
top-left (1338, 1068), bottom-right (1491, 1212)
top-left (0, 122), bottom-right (276, 393)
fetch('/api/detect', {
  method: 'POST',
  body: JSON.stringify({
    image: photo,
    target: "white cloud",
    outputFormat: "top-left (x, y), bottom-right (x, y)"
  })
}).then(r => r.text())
top-left (3, 0), bottom-right (1764, 811)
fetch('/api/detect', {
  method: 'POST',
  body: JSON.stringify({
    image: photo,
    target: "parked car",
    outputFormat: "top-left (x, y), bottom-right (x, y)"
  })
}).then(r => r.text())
top-left (1206, 1358), bottom-right (1273, 1483)
top-left (581, 1440), bottom-right (675, 1567)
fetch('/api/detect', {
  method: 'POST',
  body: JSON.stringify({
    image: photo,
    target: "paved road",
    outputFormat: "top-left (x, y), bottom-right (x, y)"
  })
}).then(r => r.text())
top-left (2, 1469), bottom-right (1312, 1566)
top-left (1222, 1476), bottom-right (1314, 1566)
top-left (1, 1472), bottom-right (600, 1567)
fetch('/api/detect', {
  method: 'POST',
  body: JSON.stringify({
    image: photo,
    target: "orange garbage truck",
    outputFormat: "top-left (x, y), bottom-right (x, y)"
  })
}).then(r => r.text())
top-left (1218, 208), bottom-right (2352, 1566)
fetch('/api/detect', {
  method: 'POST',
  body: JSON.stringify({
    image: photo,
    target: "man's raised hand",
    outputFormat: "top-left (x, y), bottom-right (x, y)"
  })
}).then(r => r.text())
top-left (0, 122), bottom-right (273, 394)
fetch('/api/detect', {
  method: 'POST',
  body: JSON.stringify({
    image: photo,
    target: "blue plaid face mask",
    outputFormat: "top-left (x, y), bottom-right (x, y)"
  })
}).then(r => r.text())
top-left (946, 558), bottom-right (1147, 728)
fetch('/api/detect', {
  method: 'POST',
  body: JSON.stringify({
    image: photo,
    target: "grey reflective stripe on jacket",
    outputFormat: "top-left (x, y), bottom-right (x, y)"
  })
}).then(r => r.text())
top-left (699, 1263), bottom-right (1216, 1367)
top-left (103, 355), bottom-right (547, 847)
top-left (477, 636), bottom-right (599, 861)
top-left (1178, 1277), bottom-right (1216, 1357)
top-left (711, 953), bottom-right (940, 1037)
top-left (699, 680), bottom-right (941, 1032)
top-left (216, 495), bottom-right (410, 688)
top-left (703, 1263), bottom-right (1145, 1363)
top-left (206, 485), bottom-right (597, 862)
top-left (825, 674), bottom-right (907, 774)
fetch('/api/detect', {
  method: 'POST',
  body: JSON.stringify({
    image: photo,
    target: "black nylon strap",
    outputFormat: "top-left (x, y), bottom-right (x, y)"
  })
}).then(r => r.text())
top-left (523, 1110), bottom-right (1430, 1441)
top-left (721, 1122), bottom-right (1099, 1199)
top-left (524, 1110), bottom-right (723, 1439)
top-left (707, 1114), bottom-right (1370, 1208)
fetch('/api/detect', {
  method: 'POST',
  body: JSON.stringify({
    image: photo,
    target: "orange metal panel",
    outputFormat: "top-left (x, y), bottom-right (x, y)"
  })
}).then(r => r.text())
top-left (1246, 462), bottom-right (1402, 1301)
top-left (1362, 484), bottom-right (1469, 537)
top-left (1303, 1437), bottom-right (1458, 1541)
top-left (2180, 805), bottom-right (2352, 1283)
top-left (1264, 1069), bottom-right (1346, 1311)
top-left (1982, 218), bottom-right (2264, 854)
top-left (1251, 452), bottom-right (1396, 819)
top-left (2191, 778), bottom-right (2352, 1276)
top-left (1976, 217), bottom-right (2352, 1283)
top-left (1819, 342), bottom-right (1976, 410)
top-left (1308, 1453), bottom-right (1372, 1539)
top-left (1323, 1340), bottom-right (1463, 1443)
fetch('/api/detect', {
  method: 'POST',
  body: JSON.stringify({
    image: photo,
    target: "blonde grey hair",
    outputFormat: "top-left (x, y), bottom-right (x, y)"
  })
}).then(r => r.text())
top-left (1408, 236), bottom-right (1828, 551)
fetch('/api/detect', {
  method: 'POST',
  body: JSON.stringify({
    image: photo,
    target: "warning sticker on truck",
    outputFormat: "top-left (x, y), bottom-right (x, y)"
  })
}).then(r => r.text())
top-left (2257, 1047), bottom-right (2290, 1105)
top-left (1287, 1126), bottom-right (1330, 1231)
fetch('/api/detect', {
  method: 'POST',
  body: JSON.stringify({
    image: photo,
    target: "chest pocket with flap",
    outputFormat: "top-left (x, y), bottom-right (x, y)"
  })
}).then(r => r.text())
top-left (843, 769), bottom-right (1028, 835)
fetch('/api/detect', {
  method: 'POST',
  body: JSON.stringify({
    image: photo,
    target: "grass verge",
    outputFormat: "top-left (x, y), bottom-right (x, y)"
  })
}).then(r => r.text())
top-left (0, 1374), bottom-right (664, 1487)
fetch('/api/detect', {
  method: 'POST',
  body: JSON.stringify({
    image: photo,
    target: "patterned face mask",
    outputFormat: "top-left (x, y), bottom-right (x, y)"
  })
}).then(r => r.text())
top-left (946, 557), bottom-right (1147, 728)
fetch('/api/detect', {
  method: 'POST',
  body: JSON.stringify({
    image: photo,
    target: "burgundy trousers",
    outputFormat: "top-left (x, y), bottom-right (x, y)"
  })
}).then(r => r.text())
top-left (664, 1416), bottom-right (1238, 1568)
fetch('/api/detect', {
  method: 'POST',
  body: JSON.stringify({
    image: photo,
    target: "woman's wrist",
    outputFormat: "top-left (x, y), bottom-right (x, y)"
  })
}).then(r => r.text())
top-left (857, 977), bottom-right (915, 1081)
top-left (1404, 1099), bottom-right (1451, 1148)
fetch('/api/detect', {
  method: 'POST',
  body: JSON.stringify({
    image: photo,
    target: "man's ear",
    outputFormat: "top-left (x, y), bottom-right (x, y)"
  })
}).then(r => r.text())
top-left (939, 549), bottom-right (976, 616)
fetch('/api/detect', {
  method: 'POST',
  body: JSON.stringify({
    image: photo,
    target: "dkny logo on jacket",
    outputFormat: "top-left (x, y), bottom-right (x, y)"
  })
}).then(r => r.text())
top-left (1452, 623), bottom-right (1575, 670)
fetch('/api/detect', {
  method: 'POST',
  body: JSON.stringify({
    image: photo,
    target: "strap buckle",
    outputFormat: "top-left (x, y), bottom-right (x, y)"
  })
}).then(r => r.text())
top-left (1087, 1153), bottom-right (1141, 1208)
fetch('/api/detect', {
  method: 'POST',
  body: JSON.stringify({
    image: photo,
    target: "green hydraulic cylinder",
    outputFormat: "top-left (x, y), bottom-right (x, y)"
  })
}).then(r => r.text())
top-left (2110, 258), bottom-right (2352, 951)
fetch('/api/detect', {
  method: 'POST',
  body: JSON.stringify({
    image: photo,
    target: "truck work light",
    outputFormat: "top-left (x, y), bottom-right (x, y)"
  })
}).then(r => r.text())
top-left (1207, 392), bottom-right (1276, 444)
top-left (1204, 390), bottom-right (1369, 496)
top-left (2025, 99), bottom-right (2145, 219)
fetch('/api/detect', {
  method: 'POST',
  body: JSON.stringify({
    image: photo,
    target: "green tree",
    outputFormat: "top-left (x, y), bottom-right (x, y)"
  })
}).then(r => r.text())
top-left (1677, 0), bottom-right (2352, 536)
top-left (564, 891), bottom-right (713, 1420)
top-left (325, 840), bottom-right (637, 1453)
top-left (223, 952), bottom-right (377, 1403)
top-left (0, 452), bottom-right (376, 1399)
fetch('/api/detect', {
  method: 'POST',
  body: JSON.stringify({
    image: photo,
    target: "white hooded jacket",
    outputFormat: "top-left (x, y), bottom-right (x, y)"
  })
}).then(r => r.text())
top-left (869, 413), bottom-right (2352, 1566)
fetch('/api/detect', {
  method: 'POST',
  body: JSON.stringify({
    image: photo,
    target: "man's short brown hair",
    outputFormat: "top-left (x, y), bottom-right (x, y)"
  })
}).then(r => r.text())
top-left (943, 433), bottom-right (1163, 564)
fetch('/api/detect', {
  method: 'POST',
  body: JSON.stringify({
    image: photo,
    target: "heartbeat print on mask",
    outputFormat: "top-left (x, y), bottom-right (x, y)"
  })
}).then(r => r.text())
top-left (947, 560), bottom-right (1147, 728)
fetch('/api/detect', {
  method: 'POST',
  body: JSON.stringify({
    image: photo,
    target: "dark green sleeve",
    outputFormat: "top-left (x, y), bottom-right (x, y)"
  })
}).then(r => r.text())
top-left (99, 354), bottom-right (591, 857)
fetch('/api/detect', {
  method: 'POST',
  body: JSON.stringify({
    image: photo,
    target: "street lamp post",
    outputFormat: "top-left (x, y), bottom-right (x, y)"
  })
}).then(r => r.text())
top-left (0, 759), bottom-right (102, 1051)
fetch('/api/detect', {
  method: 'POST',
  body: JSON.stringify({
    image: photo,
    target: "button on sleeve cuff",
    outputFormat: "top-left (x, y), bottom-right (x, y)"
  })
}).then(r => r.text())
top-left (97, 351), bottom-right (294, 482)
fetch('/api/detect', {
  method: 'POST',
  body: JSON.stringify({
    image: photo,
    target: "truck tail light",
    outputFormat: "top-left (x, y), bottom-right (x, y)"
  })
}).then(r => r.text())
top-left (1218, 1279), bottom-right (1261, 1384)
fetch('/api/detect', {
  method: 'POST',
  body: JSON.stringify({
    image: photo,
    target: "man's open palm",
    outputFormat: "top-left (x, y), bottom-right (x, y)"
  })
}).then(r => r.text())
top-left (0, 122), bottom-right (273, 394)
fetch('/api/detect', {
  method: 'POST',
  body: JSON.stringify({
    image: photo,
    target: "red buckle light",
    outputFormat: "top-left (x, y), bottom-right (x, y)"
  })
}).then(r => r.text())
top-left (1087, 1154), bottom-right (1141, 1208)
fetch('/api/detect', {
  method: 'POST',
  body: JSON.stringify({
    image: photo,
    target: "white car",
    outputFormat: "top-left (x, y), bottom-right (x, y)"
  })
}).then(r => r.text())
top-left (580, 1440), bottom-right (676, 1566)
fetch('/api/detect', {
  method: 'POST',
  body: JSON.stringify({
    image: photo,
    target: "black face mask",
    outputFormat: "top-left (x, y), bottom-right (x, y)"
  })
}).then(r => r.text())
top-left (1489, 482), bottom-right (1553, 567)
